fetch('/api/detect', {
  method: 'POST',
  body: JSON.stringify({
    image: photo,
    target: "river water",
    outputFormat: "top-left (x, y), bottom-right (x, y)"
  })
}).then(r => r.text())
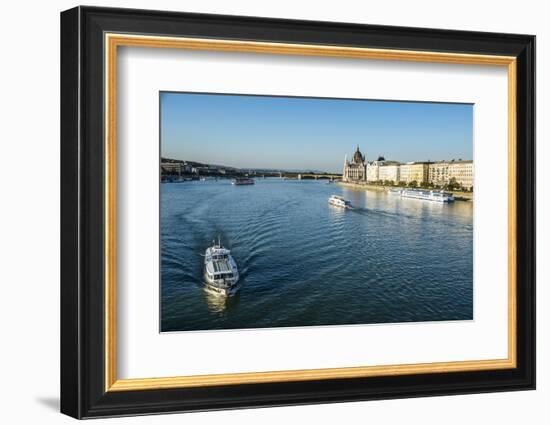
top-left (161, 178), bottom-right (473, 332)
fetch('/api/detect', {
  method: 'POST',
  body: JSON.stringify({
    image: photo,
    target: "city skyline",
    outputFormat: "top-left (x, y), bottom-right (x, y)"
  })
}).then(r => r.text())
top-left (161, 92), bottom-right (473, 174)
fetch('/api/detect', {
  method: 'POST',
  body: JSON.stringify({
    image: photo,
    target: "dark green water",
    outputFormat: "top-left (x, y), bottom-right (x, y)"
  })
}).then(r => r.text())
top-left (160, 179), bottom-right (473, 332)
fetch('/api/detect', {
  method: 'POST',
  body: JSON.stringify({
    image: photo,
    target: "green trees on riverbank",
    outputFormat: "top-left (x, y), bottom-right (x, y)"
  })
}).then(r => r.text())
top-left (367, 177), bottom-right (473, 192)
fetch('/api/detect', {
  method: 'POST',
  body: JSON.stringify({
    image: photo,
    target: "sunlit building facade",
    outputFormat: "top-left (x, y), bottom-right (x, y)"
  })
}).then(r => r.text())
top-left (399, 162), bottom-right (430, 185)
top-left (378, 163), bottom-right (401, 183)
top-left (448, 160), bottom-right (474, 189)
top-left (342, 146), bottom-right (367, 182)
top-left (429, 160), bottom-right (474, 189)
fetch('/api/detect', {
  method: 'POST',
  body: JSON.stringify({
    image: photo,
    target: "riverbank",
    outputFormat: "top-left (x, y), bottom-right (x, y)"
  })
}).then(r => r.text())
top-left (337, 181), bottom-right (473, 201)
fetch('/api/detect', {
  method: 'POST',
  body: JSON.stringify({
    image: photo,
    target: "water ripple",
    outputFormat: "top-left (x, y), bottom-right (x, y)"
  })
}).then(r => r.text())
top-left (161, 179), bottom-right (473, 332)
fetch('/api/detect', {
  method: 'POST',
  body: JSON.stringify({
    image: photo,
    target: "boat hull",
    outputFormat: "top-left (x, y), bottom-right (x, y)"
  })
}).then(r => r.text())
top-left (401, 193), bottom-right (454, 203)
top-left (203, 275), bottom-right (241, 297)
top-left (390, 189), bottom-right (454, 203)
top-left (232, 178), bottom-right (255, 185)
top-left (328, 200), bottom-right (352, 209)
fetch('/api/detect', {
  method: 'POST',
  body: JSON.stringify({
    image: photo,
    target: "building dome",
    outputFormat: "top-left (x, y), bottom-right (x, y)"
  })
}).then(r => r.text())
top-left (353, 146), bottom-right (365, 164)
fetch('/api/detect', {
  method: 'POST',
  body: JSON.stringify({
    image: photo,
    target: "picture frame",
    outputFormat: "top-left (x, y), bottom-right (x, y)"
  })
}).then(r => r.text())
top-left (60, 5), bottom-right (535, 419)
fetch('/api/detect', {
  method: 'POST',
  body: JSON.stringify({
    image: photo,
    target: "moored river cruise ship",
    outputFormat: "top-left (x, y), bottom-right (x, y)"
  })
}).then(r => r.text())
top-left (388, 188), bottom-right (455, 203)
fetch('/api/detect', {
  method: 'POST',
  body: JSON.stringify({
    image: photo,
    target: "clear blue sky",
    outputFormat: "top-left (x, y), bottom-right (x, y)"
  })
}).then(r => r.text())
top-left (161, 92), bottom-right (473, 173)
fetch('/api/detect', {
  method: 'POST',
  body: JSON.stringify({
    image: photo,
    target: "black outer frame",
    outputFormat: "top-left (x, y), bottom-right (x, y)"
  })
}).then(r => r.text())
top-left (60, 6), bottom-right (535, 419)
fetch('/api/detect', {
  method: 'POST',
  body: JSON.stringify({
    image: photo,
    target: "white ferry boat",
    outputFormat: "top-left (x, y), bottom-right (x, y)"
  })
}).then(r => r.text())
top-left (203, 238), bottom-right (240, 297)
top-left (393, 188), bottom-right (454, 203)
top-left (231, 177), bottom-right (255, 185)
top-left (328, 194), bottom-right (352, 209)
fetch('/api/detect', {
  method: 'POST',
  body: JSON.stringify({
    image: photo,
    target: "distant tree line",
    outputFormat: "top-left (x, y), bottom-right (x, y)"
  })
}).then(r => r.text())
top-left (368, 177), bottom-right (472, 192)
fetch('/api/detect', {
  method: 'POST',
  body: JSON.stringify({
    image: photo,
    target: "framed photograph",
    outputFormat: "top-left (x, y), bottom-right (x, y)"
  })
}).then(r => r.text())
top-left (60, 6), bottom-right (535, 419)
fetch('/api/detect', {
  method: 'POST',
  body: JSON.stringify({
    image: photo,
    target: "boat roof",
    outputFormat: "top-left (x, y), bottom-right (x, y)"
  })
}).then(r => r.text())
top-left (207, 245), bottom-right (230, 254)
top-left (206, 259), bottom-right (233, 274)
top-left (402, 189), bottom-right (453, 196)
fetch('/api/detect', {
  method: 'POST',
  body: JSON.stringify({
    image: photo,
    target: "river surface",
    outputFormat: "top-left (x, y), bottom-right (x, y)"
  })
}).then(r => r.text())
top-left (161, 179), bottom-right (473, 332)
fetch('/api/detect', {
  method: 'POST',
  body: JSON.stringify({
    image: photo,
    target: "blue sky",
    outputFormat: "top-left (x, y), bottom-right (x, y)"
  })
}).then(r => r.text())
top-left (160, 92), bottom-right (473, 173)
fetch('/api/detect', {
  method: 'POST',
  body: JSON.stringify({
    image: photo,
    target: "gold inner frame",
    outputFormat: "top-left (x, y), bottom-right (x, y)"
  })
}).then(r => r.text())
top-left (104, 33), bottom-right (517, 392)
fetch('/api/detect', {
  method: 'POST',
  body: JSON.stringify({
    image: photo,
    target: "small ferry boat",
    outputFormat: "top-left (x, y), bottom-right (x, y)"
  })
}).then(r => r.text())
top-left (203, 238), bottom-right (240, 297)
top-left (392, 188), bottom-right (454, 203)
top-left (231, 177), bottom-right (255, 185)
top-left (328, 194), bottom-right (352, 209)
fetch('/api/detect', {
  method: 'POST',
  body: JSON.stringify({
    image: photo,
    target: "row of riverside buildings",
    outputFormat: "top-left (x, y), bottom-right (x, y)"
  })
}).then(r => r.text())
top-left (342, 146), bottom-right (474, 190)
top-left (160, 160), bottom-right (229, 176)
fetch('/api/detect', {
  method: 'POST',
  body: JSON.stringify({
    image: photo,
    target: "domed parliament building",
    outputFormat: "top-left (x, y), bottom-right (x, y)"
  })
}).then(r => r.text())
top-left (342, 146), bottom-right (367, 182)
